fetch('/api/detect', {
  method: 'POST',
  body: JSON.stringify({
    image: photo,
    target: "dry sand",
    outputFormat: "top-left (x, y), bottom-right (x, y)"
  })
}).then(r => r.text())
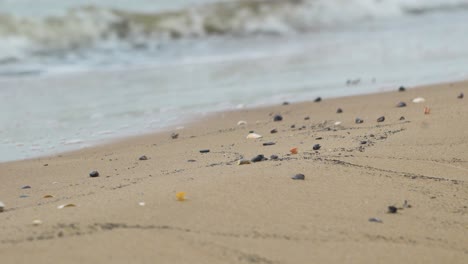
top-left (0, 81), bottom-right (467, 263)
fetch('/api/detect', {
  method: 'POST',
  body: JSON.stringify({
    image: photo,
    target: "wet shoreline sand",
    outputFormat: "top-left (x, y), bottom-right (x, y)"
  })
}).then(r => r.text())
top-left (0, 80), bottom-right (467, 263)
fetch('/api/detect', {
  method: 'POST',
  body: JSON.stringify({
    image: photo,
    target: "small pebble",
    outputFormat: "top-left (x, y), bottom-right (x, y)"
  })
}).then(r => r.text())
top-left (361, 141), bottom-right (367, 145)
top-left (398, 86), bottom-right (406, 92)
top-left (238, 159), bottom-right (251, 165)
top-left (399, 116), bottom-right (405, 121)
top-left (19, 195), bottom-right (29, 198)
top-left (355, 118), bottom-right (364, 124)
top-left (43, 164), bottom-right (48, 166)
top-left (458, 93), bottom-right (464, 99)
top-left (263, 142), bottom-right (276, 146)
top-left (290, 125), bottom-right (295, 129)
top-left (282, 101), bottom-right (290, 105)
top-left (171, 133), bottom-right (179, 139)
top-left (313, 144), bottom-right (321, 150)
top-left (290, 147), bottom-right (298, 154)
top-left (377, 116), bottom-right (385, 122)
top-left (89, 171), bottom-right (99, 177)
top-left (199, 149), bottom-right (210, 153)
top-left (21, 185), bottom-right (31, 189)
top-left (251, 155), bottom-right (266, 163)
top-left (388, 206), bottom-right (398, 214)
top-left (291, 174), bottom-right (305, 180)
top-left (273, 115), bottom-right (283, 122)
top-left (270, 155), bottom-right (279, 160)
top-left (316, 137), bottom-right (323, 140)
top-left (270, 129), bottom-right (278, 134)
top-left (336, 108), bottom-right (343, 114)
top-left (187, 159), bottom-right (196, 162)
top-left (368, 217), bottom-right (383, 223)
top-left (396, 102), bottom-right (407, 108)
top-left (304, 116), bottom-right (310, 120)
top-left (314, 97), bottom-right (322, 102)
top-left (139, 155), bottom-right (148, 161)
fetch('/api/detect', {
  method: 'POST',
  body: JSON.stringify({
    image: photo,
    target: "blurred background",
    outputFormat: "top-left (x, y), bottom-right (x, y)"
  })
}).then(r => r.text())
top-left (1, 0), bottom-right (468, 161)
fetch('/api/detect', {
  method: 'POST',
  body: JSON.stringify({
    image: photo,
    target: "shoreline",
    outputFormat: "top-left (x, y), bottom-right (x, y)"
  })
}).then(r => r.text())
top-left (0, 80), bottom-right (467, 263)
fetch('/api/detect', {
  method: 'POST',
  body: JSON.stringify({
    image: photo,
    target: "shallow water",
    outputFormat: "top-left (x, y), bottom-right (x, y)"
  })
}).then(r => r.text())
top-left (1, 0), bottom-right (468, 162)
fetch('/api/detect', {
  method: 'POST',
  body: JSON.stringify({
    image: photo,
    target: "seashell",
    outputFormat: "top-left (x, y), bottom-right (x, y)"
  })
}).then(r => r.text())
top-left (377, 116), bottom-right (385, 123)
top-left (368, 217), bottom-right (383, 223)
top-left (138, 202), bottom-right (145, 206)
top-left (334, 121), bottom-right (342, 126)
top-left (0, 201), bottom-right (5, 212)
top-left (89, 171), bottom-right (99, 177)
top-left (291, 174), bottom-right (305, 180)
top-left (43, 195), bottom-right (54, 198)
top-left (396, 102), bottom-right (407, 108)
top-left (246, 133), bottom-right (262, 139)
top-left (424, 107), bottom-right (430, 115)
top-left (237, 120), bottom-right (247, 126)
top-left (290, 147), bottom-right (298, 154)
top-left (32, 219), bottom-right (43, 226)
top-left (355, 118), bottom-right (364, 124)
top-left (176, 192), bottom-right (186, 201)
top-left (237, 159), bottom-right (251, 165)
top-left (21, 185), bottom-right (31, 189)
top-left (57, 203), bottom-right (76, 209)
top-left (412, 97), bottom-right (425, 103)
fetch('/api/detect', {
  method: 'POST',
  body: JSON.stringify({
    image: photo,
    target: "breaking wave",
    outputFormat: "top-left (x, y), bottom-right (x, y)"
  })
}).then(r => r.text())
top-left (1, 0), bottom-right (468, 62)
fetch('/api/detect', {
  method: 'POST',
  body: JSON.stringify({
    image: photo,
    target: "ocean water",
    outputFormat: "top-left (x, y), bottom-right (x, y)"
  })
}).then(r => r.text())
top-left (1, 0), bottom-right (468, 162)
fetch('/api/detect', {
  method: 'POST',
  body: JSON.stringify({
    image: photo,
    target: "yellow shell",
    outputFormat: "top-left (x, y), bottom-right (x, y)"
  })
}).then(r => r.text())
top-left (43, 195), bottom-right (54, 198)
top-left (176, 192), bottom-right (186, 201)
top-left (57, 203), bottom-right (76, 209)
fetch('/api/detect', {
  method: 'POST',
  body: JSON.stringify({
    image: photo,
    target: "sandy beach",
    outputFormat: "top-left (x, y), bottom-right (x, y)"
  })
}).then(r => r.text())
top-left (0, 81), bottom-right (467, 263)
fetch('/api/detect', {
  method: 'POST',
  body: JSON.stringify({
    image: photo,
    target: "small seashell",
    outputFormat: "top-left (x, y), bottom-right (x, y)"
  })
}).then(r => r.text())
top-left (176, 192), bottom-right (186, 201)
top-left (270, 155), bottom-right (279, 160)
top-left (377, 116), bottom-right (385, 123)
top-left (355, 118), bottom-right (364, 124)
top-left (334, 121), bottom-right (342, 126)
top-left (291, 174), bottom-right (305, 180)
top-left (290, 147), bottom-right (298, 154)
top-left (237, 120), bottom-right (247, 126)
top-left (57, 203), bottom-right (76, 209)
top-left (424, 107), bottom-right (430, 115)
top-left (270, 129), bottom-right (278, 134)
top-left (396, 102), bottom-right (407, 108)
top-left (246, 133), bottom-right (262, 139)
top-left (368, 217), bottom-right (383, 223)
top-left (138, 202), bottom-right (145, 206)
top-left (237, 159), bottom-right (251, 165)
top-left (43, 195), bottom-right (54, 198)
top-left (412, 97), bottom-right (425, 103)
top-left (313, 144), bottom-right (321, 150)
top-left (399, 116), bottom-right (405, 121)
top-left (262, 142), bottom-right (275, 146)
top-left (21, 185), bottom-right (31, 189)
top-left (32, 219), bottom-right (43, 226)
top-left (139, 155), bottom-right (148, 161)
top-left (0, 201), bottom-right (5, 212)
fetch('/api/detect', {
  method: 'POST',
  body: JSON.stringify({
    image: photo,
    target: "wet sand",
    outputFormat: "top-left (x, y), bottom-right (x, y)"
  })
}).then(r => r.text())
top-left (0, 81), bottom-right (467, 263)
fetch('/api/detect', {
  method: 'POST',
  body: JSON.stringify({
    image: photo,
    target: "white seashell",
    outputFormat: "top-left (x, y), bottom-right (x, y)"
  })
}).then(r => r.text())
top-left (138, 202), bottom-right (146, 206)
top-left (32, 219), bottom-right (43, 226)
top-left (57, 203), bottom-right (76, 209)
top-left (0, 201), bottom-right (5, 212)
top-left (412, 97), bottom-right (425, 103)
top-left (237, 120), bottom-right (247, 126)
top-left (246, 133), bottom-right (262, 139)
top-left (237, 159), bottom-right (251, 165)
top-left (334, 121), bottom-right (342, 126)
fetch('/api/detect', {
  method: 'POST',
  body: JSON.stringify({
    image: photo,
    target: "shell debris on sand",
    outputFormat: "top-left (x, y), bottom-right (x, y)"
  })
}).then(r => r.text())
top-left (237, 159), bottom-right (251, 165)
top-left (43, 195), bottom-right (54, 198)
top-left (424, 107), bottom-right (431, 115)
top-left (57, 204), bottom-right (77, 209)
top-left (138, 202), bottom-right (146, 206)
top-left (290, 147), bottom-right (298, 154)
top-left (176, 192), bottom-right (186, 201)
top-left (237, 120), bottom-right (247, 126)
top-left (0, 201), bottom-right (5, 212)
top-left (32, 219), bottom-right (43, 226)
top-left (246, 133), bottom-right (262, 139)
top-left (412, 97), bottom-right (426, 103)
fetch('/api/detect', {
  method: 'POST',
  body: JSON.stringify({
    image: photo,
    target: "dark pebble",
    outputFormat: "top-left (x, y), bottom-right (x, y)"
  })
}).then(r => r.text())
top-left (21, 185), bottom-right (31, 189)
top-left (282, 101), bottom-right (290, 105)
top-left (270, 129), bottom-right (278, 134)
top-left (368, 217), bottom-right (383, 223)
top-left (291, 174), bottom-right (305, 180)
top-left (316, 137), bottom-right (323, 140)
top-left (19, 195), bottom-right (29, 198)
top-left (43, 164), bottom-right (48, 166)
top-left (396, 102), bottom-right (407, 108)
top-left (290, 125), bottom-right (295, 129)
top-left (89, 171), bottom-right (100, 178)
top-left (314, 97), bottom-right (322, 102)
top-left (313, 144), bottom-right (321, 150)
top-left (388, 206), bottom-right (398, 214)
top-left (251, 155), bottom-right (266, 163)
top-left (273, 115), bottom-right (283, 122)
top-left (270, 155), bottom-right (279, 160)
top-left (458, 93), bottom-right (464, 99)
top-left (249, 130), bottom-right (254, 133)
top-left (199, 149), bottom-right (210, 153)
top-left (336, 108), bottom-right (343, 114)
top-left (139, 155), bottom-right (148, 161)
top-left (263, 142), bottom-right (276, 146)
top-left (398, 86), bottom-right (406, 92)
top-left (304, 116), bottom-right (310, 120)
top-left (171, 133), bottom-right (179, 139)
top-left (355, 118), bottom-right (364, 124)
top-left (399, 116), bottom-right (405, 121)
top-left (377, 116), bottom-right (385, 123)
top-left (361, 141), bottom-right (367, 145)
top-left (187, 160), bottom-right (197, 162)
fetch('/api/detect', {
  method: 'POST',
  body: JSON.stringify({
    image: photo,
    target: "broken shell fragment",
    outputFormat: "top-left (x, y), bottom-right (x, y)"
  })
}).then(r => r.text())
top-left (0, 201), bottom-right (5, 212)
top-left (412, 97), bottom-right (426, 103)
top-left (237, 120), bottom-right (247, 126)
top-left (57, 204), bottom-right (76, 209)
top-left (138, 202), bottom-right (146, 206)
top-left (355, 118), bottom-right (364, 124)
top-left (424, 107), bottom-right (430, 115)
top-left (43, 195), bottom-right (54, 198)
top-left (313, 144), bottom-right (321, 150)
top-left (176, 192), bottom-right (186, 201)
top-left (377, 116), bottom-right (385, 122)
top-left (368, 217), bottom-right (383, 223)
top-left (458, 93), bottom-right (464, 99)
top-left (237, 159), bottom-right (251, 165)
top-left (32, 219), bottom-right (43, 226)
top-left (290, 147), bottom-right (298, 154)
top-left (251, 155), bottom-right (266, 163)
top-left (396, 102), bottom-right (407, 108)
top-left (388, 206), bottom-right (398, 214)
top-left (291, 174), bottom-right (305, 180)
top-left (246, 133), bottom-right (262, 139)
top-left (334, 121), bottom-right (342, 126)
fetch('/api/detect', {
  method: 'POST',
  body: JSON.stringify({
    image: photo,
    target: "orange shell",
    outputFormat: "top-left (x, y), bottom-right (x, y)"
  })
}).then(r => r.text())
top-left (290, 147), bottom-right (298, 154)
top-left (424, 107), bottom-right (430, 115)
top-left (176, 192), bottom-right (186, 201)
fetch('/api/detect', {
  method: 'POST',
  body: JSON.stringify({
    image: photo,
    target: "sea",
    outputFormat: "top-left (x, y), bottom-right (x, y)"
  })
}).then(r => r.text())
top-left (1, 0), bottom-right (468, 162)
